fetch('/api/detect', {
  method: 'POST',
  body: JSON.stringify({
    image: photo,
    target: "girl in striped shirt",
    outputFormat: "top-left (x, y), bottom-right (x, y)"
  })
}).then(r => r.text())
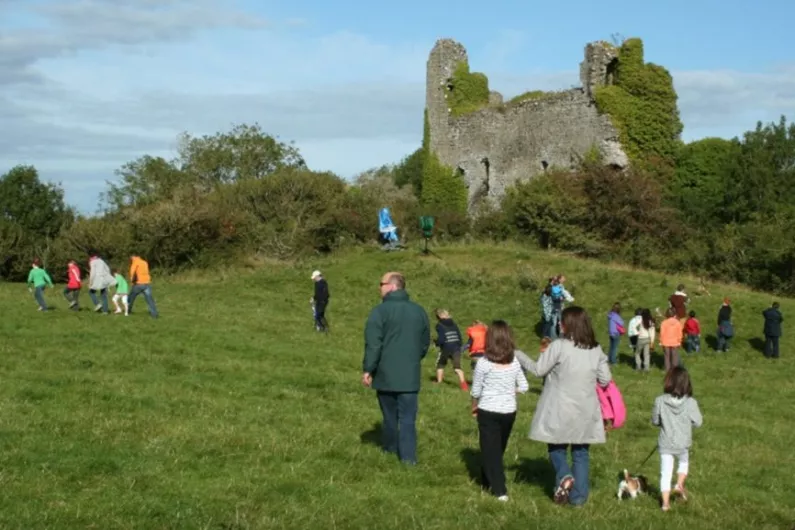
top-left (471, 320), bottom-right (529, 501)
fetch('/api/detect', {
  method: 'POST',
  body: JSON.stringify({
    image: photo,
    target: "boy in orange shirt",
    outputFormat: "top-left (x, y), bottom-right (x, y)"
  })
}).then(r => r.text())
top-left (465, 320), bottom-right (488, 372)
top-left (660, 308), bottom-right (683, 372)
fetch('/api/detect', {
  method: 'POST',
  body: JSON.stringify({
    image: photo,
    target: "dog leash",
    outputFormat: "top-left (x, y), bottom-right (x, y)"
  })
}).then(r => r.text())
top-left (637, 446), bottom-right (657, 469)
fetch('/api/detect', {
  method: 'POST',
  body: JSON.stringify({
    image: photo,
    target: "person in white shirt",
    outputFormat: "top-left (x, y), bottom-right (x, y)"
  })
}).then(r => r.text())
top-left (627, 308), bottom-right (643, 356)
top-left (470, 320), bottom-right (529, 502)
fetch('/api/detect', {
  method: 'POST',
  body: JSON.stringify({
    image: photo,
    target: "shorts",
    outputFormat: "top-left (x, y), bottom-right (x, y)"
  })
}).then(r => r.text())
top-left (436, 348), bottom-right (462, 370)
top-left (113, 293), bottom-right (129, 304)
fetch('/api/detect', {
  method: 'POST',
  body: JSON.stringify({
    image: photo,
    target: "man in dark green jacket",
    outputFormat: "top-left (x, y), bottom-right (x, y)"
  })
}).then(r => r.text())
top-left (763, 302), bottom-right (783, 359)
top-left (362, 271), bottom-right (430, 465)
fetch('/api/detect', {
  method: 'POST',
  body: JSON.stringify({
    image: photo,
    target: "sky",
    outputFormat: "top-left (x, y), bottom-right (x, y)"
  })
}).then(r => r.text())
top-left (1, 0), bottom-right (794, 213)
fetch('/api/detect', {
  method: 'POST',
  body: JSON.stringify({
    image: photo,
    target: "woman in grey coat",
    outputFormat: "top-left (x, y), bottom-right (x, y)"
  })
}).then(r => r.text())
top-left (520, 306), bottom-right (612, 506)
top-left (88, 252), bottom-right (115, 314)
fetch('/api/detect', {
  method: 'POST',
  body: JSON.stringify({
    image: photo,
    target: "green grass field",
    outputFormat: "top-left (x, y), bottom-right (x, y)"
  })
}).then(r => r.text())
top-left (1, 243), bottom-right (794, 529)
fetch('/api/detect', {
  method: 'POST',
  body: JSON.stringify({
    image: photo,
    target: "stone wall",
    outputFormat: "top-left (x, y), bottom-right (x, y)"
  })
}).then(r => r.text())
top-left (426, 39), bottom-right (628, 212)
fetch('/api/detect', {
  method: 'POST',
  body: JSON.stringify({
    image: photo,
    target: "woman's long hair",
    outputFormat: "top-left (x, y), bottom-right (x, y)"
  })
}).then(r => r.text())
top-left (560, 306), bottom-right (598, 349)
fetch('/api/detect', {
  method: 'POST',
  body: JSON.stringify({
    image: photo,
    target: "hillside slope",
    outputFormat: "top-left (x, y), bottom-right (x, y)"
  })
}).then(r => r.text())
top-left (0, 243), bottom-right (792, 529)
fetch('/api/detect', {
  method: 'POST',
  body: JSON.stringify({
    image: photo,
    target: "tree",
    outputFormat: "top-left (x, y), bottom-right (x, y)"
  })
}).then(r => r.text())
top-left (102, 155), bottom-right (189, 212)
top-left (0, 165), bottom-right (73, 238)
top-left (392, 147), bottom-right (424, 198)
top-left (177, 123), bottom-right (306, 188)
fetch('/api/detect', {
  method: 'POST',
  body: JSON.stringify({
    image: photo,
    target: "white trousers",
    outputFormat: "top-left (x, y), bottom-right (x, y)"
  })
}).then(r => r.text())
top-left (113, 294), bottom-right (129, 306)
top-left (660, 451), bottom-right (689, 492)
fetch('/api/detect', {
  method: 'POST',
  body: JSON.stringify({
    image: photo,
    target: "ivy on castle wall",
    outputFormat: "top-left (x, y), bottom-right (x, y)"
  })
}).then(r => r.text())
top-left (447, 62), bottom-right (490, 117)
top-left (594, 38), bottom-right (683, 166)
top-left (421, 109), bottom-right (468, 213)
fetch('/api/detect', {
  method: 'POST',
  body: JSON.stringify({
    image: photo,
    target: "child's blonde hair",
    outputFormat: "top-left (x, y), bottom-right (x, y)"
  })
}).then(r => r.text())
top-left (540, 337), bottom-right (553, 350)
top-left (435, 308), bottom-right (450, 319)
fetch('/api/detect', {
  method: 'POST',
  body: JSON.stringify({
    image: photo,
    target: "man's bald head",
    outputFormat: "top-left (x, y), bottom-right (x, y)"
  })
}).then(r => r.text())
top-left (379, 272), bottom-right (405, 297)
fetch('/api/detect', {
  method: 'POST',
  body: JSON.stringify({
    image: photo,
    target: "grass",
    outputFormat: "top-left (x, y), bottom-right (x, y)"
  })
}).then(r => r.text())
top-left (1, 242), bottom-right (794, 529)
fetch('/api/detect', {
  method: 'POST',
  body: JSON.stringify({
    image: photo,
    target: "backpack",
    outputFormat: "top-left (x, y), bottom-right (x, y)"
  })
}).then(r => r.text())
top-left (550, 284), bottom-right (563, 301)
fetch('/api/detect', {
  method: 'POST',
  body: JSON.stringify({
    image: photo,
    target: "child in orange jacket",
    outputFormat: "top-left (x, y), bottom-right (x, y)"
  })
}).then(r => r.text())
top-left (660, 308), bottom-right (683, 372)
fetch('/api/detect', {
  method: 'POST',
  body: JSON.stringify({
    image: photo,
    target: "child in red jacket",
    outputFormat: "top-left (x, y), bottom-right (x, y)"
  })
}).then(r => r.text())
top-left (683, 311), bottom-right (701, 354)
top-left (63, 260), bottom-right (82, 311)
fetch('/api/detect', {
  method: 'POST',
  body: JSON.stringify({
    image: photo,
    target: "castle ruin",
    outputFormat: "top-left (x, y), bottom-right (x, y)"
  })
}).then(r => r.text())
top-left (426, 39), bottom-right (629, 211)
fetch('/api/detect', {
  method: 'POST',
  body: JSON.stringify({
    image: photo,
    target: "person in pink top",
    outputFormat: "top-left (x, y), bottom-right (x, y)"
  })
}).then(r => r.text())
top-left (63, 259), bottom-right (82, 311)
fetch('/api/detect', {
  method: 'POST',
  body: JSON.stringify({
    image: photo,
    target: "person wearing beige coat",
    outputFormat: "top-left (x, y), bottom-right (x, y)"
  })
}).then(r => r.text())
top-left (520, 306), bottom-right (612, 507)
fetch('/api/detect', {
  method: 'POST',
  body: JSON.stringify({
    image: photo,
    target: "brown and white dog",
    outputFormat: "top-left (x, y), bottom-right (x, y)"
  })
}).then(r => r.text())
top-left (617, 469), bottom-right (648, 500)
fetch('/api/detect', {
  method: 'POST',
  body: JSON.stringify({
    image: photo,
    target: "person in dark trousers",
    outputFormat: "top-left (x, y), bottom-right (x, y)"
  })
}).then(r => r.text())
top-left (311, 270), bottom-right (330, 332)
top-left (716, 298), bottom-right (733, 352)
top-left (433, 309), bottom-right (468, 391)
top-left (762, 302), bottom-right (783, 359)
top-left (362, 271), bottom-right (430, 465)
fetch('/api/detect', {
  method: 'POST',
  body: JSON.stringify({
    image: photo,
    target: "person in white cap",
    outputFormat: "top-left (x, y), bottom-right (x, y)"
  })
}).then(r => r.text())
top-left (311, 270), bottom-right (330, 332)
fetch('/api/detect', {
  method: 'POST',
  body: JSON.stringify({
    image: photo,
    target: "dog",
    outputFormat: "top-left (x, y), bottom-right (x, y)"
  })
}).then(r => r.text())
top-left (617, 469), bottom-right (649, 500)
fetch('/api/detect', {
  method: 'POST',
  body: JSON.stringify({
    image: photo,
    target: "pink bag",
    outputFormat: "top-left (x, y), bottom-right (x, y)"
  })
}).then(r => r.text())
top-left (596, 380), bottom-right (626, 429)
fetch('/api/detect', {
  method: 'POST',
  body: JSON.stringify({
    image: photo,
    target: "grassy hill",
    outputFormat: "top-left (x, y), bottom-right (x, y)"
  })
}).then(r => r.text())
top-left (1, 242), bottom-right (793, 529)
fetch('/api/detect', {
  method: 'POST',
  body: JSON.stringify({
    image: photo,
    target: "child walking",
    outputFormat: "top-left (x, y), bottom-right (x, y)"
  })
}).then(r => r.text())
top-left (63, 259), bottom-right (82, 310)
top-left (683, 311), bottom-right (701, 354)
top-left (470, 320), bottom-right (529, 501)
top-left (659, 308), bottom-right (683, 371)
top-left (112, 270), bottom-right (130, 315)
top-left (651, 367), bottom-right (703, 511)
top-left (27, 258), bottom-right (53, 311)
top-left (627, 308), bottom-right (642, 356)
top-left (433, 309), bottom-right (468, 391)
top-left (465, 320), bottom-right (488, 371)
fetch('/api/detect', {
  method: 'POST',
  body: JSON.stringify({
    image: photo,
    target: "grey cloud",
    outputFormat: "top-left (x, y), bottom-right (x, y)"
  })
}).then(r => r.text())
top-left (0, 0), bottom-right (268, 86)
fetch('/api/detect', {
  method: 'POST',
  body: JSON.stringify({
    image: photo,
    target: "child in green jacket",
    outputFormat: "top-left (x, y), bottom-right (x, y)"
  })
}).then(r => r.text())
top-left (27, 258), bottom-right (54, 311)
top-left (112, 270), bottom-right (129, 315)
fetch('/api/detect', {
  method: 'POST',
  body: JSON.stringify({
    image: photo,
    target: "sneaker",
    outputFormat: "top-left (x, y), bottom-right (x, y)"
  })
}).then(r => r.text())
top-left (661, 504), bottom-right (670, 512)
top-left (554, 476), bottom-right (574, 505)
top-left (68, 301), bottom-right (76, 308)
top-left (114, 310), bottom-right (122, 314)
top-left (497, 495), bottom-right (509, 502)
top-left (94, 304), bottom-right (103, 312)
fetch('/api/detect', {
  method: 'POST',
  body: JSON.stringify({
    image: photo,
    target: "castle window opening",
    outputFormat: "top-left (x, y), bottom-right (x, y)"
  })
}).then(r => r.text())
top-left (605, 58), bottom-right (618, 85)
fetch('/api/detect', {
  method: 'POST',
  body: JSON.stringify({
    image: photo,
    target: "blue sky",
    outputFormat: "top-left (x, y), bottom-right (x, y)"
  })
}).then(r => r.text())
top-left (1, 0), bottom-right (794, 213)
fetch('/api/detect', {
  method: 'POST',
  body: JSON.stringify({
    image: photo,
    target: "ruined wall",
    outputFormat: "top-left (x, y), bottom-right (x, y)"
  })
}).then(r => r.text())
top-left (426, 39), bottom-right (628, 212)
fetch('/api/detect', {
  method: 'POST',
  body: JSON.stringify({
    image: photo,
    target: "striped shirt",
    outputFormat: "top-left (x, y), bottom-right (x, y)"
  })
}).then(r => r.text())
top-left (471, 357), bottom-right (529, 414)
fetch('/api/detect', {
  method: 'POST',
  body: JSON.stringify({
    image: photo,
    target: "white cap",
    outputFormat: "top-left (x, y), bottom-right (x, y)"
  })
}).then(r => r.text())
top-left (311, 270), bottom-right (321, 279)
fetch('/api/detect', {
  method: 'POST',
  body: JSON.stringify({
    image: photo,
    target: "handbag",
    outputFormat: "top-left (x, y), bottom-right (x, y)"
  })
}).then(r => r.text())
top-left (616, 324), bottom-right (626, 335)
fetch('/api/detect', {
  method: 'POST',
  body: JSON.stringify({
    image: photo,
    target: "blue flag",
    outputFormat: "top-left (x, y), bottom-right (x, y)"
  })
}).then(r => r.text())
top-left (379, 208), bottom-right (398, 242)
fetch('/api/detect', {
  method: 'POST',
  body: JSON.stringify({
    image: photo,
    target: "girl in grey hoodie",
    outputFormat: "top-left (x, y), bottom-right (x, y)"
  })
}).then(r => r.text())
top-left (651, 367), bottom-right (703, 511)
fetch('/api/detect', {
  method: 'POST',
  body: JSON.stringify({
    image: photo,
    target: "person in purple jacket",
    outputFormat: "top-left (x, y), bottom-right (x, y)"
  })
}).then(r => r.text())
top-left (607, 303), bottom-right (625, 365)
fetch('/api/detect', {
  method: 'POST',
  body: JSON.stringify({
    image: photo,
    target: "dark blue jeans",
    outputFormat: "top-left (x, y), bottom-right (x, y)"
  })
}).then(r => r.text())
top-left (63, 287), bottom-right (80, 309)
top-left (377, 391), bottom-right (418, 464)
top-left (89, 289), bottom-right (109, 313)
top-left (608, 335), bottom-right (620, 364)
top-left (716, 329), bottom-right (731, 352)
top-left (129, 284), bottom-right (159, 318)
top-left (548, 444), bottom-right (590, 505)
top-left (33, 286), bottom-right (47, 310)
top-left (765, 335), bottom-right (780, 358)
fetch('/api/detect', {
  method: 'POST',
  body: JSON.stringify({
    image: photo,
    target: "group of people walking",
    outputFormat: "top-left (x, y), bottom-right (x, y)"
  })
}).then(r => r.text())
top-left (26, 252), bottom-right (159, 318)
top-left (359, 270), bottom-right (706, 511)
top-left (604, 284), bottom-right (784, 367)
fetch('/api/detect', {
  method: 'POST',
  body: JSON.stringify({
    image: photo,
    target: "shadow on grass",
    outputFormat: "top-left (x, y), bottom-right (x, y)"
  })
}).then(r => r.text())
top-left (512, 457), bottom-right (555, 499)
top-left (359, 422), bottom-right (382, 447)
top-left (705, 334), bottom-right (719, 351)
top-left (459, 448), bottom-right (482, 485)
top-left (747, 337), bottom-right (766, 355)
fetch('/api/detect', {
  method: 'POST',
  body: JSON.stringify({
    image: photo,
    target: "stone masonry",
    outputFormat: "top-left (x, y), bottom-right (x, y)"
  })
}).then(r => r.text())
top-left (426, 39), bottom-right (629, 212)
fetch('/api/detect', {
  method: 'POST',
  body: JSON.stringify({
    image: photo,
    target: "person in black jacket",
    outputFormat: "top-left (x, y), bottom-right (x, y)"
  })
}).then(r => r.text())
top-left (762, 302), bottom-right (783, 359)
top-left (716, 298), bottom-right (733, 352)
top-left (311, 270), bottom-right (330, 332)
top-left (433, 309), bottom-right (468, 391)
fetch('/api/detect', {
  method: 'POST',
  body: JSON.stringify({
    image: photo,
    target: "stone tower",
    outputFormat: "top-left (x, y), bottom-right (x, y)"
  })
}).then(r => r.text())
top-left (425, 38), bottom-right (628, 212)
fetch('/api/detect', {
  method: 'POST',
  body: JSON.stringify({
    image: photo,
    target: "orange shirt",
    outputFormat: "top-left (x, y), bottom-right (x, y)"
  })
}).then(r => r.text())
top-left (660, 317), bottom-right (683, 347)
top-left (129, 257), bottom-right (151, 285)
top-left (467, 324), bottom-right (488, 356)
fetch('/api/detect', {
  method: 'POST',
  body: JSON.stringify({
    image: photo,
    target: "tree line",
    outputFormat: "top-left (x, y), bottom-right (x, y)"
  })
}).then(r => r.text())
top-left (1, 117), bottom-right (794, 293)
